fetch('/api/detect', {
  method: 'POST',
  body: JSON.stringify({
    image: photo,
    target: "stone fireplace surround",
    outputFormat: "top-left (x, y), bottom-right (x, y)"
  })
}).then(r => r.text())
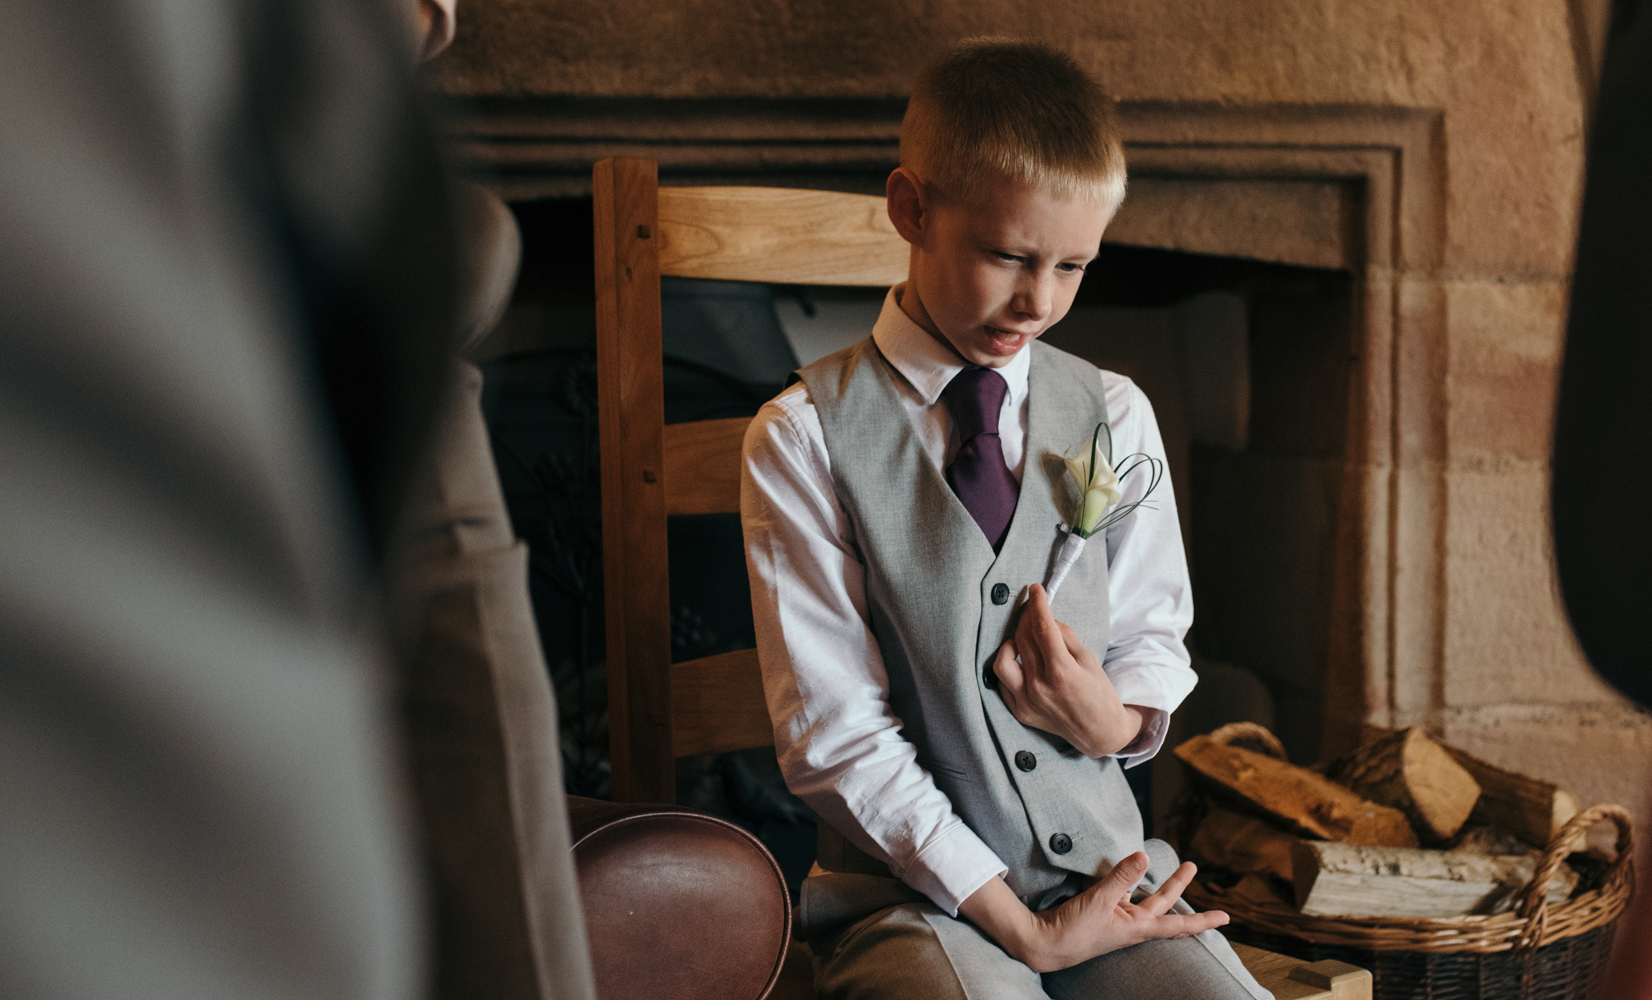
top-left (448, 96), bottom-right (1445, 762)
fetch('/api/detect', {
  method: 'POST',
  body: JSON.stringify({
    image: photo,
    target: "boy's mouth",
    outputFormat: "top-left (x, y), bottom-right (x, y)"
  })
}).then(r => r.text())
top-left (983, 326), bottom-right (1033, 355)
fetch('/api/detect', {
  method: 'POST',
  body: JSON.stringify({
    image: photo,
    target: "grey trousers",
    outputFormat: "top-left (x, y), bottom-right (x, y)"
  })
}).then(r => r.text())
top-left (798, 839), bottom-right (1268, 1000)
top-left (810, 901), bottom-right (1268, 1000)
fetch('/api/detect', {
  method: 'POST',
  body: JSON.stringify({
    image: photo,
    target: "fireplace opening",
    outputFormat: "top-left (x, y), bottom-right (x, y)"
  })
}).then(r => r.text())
top-left (481, 195), bottom-right (1355, 862)
top-left (1044, 245), bottom-right (1357, 827)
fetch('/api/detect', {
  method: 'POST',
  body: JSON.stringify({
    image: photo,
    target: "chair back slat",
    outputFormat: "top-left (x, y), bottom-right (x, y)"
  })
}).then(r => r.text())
top-left (670, 649), bottom-right (775, 757)
top-left (658, 186), bottom-right (908, 286)
top-left (663, 417), bottom-right (751, 516)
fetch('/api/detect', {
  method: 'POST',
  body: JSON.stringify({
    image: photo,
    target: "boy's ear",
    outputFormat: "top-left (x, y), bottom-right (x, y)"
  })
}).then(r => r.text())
top-left (886, 167), bottom-right (928, 248)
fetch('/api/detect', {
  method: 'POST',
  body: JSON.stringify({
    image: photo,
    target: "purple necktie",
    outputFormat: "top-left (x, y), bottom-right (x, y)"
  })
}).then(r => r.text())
top-left (942, 367), bottom-right (1020, 552)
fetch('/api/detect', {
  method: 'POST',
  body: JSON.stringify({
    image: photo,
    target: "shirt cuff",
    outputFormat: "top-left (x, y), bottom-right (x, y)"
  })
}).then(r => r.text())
top-left (1111, 706), bottom-right (1170, 770)
top-left (894, 822), bottom-right (1008, 917)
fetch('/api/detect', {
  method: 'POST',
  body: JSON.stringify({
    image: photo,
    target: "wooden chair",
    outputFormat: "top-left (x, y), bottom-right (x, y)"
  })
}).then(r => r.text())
top-left (590, 156), bottom-right (1370, 1000)
top-left (594, 156), bottom-right (909, 804)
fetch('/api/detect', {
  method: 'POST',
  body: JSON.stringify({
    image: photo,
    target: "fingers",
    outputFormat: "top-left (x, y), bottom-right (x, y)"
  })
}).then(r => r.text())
top-left (1136, 908), bottom-right (1230, 943)
top-left (1028, 855), bottom-right (1228, 966)
top-left (1085, 851), bottom-right (1149, 909)
top-left (1135, 860), bottom-right (1198, 917)
top-left (1108, 858), bottom-right (1229, 946)
top-left (1011, 624), bottom-right (1044, 679)
top-left (1015, 585), bottom-right (1065, 672)
top-left (992, 639), bottom-right (1024, 695)
top-left (1055, 618), bottom-right (1088, 660)
top-left (1047, 611), bottom-right (1108, 676)
top-left (1025, 584), bottom-right (1059, 644)
top-left (1010, 616), bottom-right (1045, 687)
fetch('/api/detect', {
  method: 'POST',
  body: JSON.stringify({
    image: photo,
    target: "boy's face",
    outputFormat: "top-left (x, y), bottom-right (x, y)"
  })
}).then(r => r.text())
top-left (892, 169), bottom-right (1114, 369)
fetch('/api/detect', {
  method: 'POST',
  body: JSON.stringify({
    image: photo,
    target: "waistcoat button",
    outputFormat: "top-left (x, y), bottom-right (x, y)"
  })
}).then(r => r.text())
top-left (1015, 750), bottom-right (1037, 772)
top-left (1049, 832), bottom-right (1073, 855)
top-left (991, 583), bottom-right (1010, 605)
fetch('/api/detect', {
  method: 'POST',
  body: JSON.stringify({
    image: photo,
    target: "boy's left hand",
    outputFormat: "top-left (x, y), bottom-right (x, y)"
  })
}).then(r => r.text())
top-left (991, 584), bottom-right (1143, 757)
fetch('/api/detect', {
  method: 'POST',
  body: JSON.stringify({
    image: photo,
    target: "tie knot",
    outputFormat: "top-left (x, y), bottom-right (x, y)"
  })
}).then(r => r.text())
top-left (942, 366), bottom-right (1008, 442)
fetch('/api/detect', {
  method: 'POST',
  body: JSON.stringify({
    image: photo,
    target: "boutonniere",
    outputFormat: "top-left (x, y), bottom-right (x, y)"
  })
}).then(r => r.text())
top-left (1045, 422), bottom-right (1165, 598)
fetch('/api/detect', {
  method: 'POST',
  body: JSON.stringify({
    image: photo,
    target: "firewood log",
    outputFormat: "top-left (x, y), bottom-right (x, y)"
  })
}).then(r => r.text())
top-left (1442, 747), bottom-right (1579, 849)
top-left (1189, 805), bottom-right (1301, 882)
top-left (1230, 873), bottom-right (1295, 909)
top-left (1452, 823), bottom-right (1536, 856)
top-left (1174, 734), bottom-right (1418, 847)
top-left (1360, 726), bottom-right (1579, 848)
top-left (1325, 728), bottom-right (1480, 842)
top-left (1291, 840), bottom-right (1579, 917)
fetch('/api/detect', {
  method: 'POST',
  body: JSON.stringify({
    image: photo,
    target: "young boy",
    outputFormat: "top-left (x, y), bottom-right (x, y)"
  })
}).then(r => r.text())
top-left (740, 39), bottom-right (1269, 999)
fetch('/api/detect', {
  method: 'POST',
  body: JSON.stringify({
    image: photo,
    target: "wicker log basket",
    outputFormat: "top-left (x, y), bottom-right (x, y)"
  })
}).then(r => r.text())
top-left (1178, 723), bottom-right (1634, 1000)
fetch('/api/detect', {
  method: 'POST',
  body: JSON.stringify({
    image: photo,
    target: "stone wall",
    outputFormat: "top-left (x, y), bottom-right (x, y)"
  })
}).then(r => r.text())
top-left (435, 0), bottom-right (1651, 829)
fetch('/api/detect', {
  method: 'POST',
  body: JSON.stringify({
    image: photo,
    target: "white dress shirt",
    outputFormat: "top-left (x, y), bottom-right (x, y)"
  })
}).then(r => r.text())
top-left (741, 286), bottom-right (1197, 916)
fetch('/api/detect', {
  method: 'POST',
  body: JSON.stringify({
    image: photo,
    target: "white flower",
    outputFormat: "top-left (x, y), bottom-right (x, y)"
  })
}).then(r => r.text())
top-left (1064, 424), bottom-right (1124, 538)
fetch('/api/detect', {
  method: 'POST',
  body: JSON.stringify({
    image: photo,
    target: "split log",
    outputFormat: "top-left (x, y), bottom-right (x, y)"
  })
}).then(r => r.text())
top-left (1360, 726), bottom-right (1579, 848)
top-left (1291, 840), bottom-right (1578, 917)
top-left (1325, 728), bottom-right (1481, 842)
top-left (1443, 746), bottom-right (1579, 849)
top-left (1175, 734), bottom-right (1418, 847)
top-left (1189, 805), bottom-right (1301, 882)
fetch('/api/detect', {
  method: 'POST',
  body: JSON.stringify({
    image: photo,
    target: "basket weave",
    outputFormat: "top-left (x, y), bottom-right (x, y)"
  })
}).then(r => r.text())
top-left (1179, 723), bottom-right (1635, 999)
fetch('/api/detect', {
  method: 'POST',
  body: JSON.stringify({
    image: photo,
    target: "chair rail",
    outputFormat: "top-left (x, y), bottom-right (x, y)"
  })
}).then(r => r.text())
top-left (664, 416), bottom-right (751, 516)
top-left (671, 648), bottom-right (775, 757)
top-left (658, 186), bottom-right (907, 286)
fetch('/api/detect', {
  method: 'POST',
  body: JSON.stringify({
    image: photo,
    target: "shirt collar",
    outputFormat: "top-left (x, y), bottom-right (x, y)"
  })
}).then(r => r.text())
top-left (871, 283), bottom-right (1032, 407)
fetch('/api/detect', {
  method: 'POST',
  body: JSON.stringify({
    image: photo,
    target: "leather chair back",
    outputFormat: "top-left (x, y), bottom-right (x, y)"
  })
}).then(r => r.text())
top-left (568, 797), bottom-right (791, 1000)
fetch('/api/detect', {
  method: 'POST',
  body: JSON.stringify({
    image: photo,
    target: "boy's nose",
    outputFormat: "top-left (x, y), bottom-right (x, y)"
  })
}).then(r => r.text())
top-left (1012, 273), bottom-right (1054, 321)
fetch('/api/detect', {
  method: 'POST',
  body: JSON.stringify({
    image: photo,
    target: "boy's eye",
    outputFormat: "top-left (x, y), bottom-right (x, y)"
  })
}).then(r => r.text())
top-left (1058, 262), bottom-right (1086, 274)
top-left (993, 251), bottom-right (1022, 263)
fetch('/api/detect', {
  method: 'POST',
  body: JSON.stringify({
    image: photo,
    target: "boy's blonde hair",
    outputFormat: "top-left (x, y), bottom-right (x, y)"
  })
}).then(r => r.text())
top-left (901, 38), bottom-right (1126, 209)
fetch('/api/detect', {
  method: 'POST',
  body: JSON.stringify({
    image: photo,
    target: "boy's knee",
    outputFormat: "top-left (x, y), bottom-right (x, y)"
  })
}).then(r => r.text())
top-left (811, 903), bottom-right (966, 1000)
top-left (1044, 934), bottom-right (1268, 1000)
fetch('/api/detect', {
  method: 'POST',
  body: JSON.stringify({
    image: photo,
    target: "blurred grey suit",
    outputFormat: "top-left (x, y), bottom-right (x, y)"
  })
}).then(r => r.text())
top-left (2, 1), bottom-right (466, 997)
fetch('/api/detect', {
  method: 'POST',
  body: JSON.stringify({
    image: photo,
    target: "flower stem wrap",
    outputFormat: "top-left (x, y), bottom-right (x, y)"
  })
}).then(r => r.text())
top-left (1044, 530), bottom-right (1088, 600)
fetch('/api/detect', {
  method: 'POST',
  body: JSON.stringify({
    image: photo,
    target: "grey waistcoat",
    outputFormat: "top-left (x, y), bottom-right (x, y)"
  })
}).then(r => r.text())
top-left (797, 338), bottom-right (1145, 901)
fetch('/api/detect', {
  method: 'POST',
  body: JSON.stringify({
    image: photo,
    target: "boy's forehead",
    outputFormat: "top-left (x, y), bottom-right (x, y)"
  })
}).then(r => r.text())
top-left (938, 176), bottom-right (1113, 251)
top-left (933, 167), bottom-right (1118, 213)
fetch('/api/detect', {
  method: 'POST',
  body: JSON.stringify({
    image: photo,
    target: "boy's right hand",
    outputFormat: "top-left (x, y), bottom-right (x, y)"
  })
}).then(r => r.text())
top-left (956, 852), bottom-right (1229, 973)
top-left (991, 584), bottom-right (1143, 757)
